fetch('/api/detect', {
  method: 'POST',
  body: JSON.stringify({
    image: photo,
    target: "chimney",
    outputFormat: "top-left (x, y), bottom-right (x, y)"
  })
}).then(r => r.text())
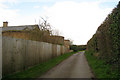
top-left (3, 21), bottom-right (8, 27)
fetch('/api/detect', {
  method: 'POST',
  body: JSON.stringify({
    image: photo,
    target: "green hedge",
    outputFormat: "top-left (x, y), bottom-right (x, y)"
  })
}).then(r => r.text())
top-left (86, 1), bottom-right (120, 78)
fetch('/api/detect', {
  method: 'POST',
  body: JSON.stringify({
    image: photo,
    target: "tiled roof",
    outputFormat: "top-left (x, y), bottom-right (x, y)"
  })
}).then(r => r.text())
top-left (0, 25), bottom-right (39, 31)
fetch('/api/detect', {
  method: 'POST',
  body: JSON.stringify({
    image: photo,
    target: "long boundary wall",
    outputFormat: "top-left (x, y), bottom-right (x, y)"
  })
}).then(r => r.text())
top-left (0, 28), bottom-right (2, 79)
top-left (2, 36), bottom-right (68, 75)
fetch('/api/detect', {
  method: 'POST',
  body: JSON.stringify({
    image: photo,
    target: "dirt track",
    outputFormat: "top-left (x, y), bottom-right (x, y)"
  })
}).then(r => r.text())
top-left (40, 51), bottom-right (94, 78)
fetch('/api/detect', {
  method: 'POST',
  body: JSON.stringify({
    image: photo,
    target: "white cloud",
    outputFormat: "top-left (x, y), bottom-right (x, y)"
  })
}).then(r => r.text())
top-left (0, 0), bottom-right (114, 45)
top-left (0, 2), bottom-right (19, 27)
top-left (0, 0), bottom-right (119, 3)
top-left (0, 0), bottom-right (18, 4)
top-left (42, 1), bottom-right (112, 45)
top-left (2, 0), bottom-right (119, 3)
top-left (34, 5), bottom-right (40, 8)
top-left (99, 0), bottom-right (119, 3)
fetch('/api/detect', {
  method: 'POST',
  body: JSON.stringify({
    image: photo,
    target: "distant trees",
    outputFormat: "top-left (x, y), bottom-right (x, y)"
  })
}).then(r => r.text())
top-left (70, 45), bottom-right (86, 52)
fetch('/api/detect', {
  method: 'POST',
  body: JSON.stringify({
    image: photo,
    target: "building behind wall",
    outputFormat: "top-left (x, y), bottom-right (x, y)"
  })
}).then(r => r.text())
top-left (64, 40), bottom-right (70, 52)
top-left (1, 22), bottom-right (65, 45)
top-left (1, 21), bottom-right (70, 75)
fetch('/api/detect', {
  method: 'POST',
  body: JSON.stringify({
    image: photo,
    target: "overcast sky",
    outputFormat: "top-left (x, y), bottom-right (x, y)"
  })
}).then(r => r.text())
top-left (0, 0), bottom-right (119, 45)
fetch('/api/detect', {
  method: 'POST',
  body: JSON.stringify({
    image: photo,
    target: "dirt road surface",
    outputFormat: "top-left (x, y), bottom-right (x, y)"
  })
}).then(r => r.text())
top-left (40, 51), bottom-right (94, 78)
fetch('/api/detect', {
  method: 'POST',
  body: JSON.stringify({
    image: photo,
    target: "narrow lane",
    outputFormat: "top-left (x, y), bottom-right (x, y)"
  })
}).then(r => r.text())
top-left (40, 51), bottom-right (94, 78)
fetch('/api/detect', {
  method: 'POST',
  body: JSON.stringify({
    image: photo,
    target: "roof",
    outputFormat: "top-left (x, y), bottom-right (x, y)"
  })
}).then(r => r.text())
top-left (0, 25), bottom-right (39, 31)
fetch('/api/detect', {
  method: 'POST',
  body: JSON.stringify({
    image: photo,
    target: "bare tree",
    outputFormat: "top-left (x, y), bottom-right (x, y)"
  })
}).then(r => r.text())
top-left (39, 17), bottom-right (52, 35)
top-left (38, 16), bottom-right (62, 36)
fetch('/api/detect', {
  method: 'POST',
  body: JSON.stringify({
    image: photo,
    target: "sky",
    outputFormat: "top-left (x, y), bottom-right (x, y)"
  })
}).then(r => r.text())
top-left (0, 0), bottom-right (119, 45)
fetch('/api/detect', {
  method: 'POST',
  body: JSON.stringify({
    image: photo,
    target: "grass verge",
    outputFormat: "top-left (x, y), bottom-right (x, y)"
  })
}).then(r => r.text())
top-left (85, 50), bottom-right (119, 78)
top-left (2, 52), bottom-right (76, 79)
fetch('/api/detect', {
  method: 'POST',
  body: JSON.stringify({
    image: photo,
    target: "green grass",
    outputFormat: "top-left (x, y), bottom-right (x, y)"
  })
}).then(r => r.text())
top-left (85, 51), bottom-right (119, 78)
top-left (3, 52), bottom-right (76, 79)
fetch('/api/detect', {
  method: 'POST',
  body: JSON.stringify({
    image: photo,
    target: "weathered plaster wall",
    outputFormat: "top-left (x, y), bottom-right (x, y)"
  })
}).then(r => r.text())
top-left (0, 28), bottom-right (2, 79)
top-left (2, 36), bottom-right (68, 75)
